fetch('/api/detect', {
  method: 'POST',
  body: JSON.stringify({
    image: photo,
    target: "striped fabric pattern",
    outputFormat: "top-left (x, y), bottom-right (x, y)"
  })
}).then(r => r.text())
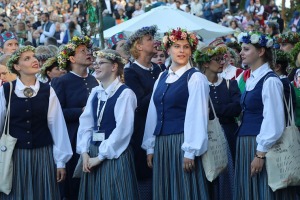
top-left (79, 145), bottom-right (140, 200)
top-left (0, 146), bottom-right (60, 200)
top-left (234, 136), bottom-right (299, 200)
top-left (153, 134), bottom-right (210, 200)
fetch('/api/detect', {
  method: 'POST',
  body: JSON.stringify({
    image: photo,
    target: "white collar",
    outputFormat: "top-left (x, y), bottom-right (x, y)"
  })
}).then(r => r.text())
top-left (208, 75), bottom-right (223, 86)
top-left (16, 77), bottom-right (40, 93)
top-left (250, 63), bottom-right (270, 78)
top-left (97, 78), bottom-right (120, 98)
top-left (70, 71), bottom-right (88, 78)
top-left (134, 61), bottom-right (153, 71)
top-left (168, 63), bottom-right (192, 77)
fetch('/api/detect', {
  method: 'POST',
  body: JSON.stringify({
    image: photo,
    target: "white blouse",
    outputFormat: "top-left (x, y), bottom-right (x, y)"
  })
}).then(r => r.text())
top-left (0, 78), bottom-right (73, 168)
top-left (76, 78), bottom-right (137, 161)
top-left (142, 63), bottom-right (210, 159)
top-left (246, 63), bottom-right (284, 152)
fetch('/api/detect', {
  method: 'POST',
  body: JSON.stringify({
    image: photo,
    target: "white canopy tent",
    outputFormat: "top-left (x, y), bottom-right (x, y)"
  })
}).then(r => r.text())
top-left (103, 6), bottom-right (234, 42)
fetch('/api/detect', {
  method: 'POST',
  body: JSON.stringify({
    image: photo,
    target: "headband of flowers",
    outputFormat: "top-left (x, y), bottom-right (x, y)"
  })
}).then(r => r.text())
top-left (193, 46), bottom-right (227, 66)
top-left (289, 42), bottom-right (300, 68)
top-left (275, 32), bottom-right (300, 44)
top-left (7, 45), bottom-right (35, 72)
top-left (57, 36), bottom-right (92, 70)
top-left (237, 32), bottom-right (274, 48)
top-left (274, 49), bottom-right (292, 64)
top-left (162, 28), bottom-right (199, 52)
top-left (123, 25), bottom-right (157, 52)
top-left (93, 50), bottom-right (127, 65)
top-left (40, 57), bottom-right (58, 78)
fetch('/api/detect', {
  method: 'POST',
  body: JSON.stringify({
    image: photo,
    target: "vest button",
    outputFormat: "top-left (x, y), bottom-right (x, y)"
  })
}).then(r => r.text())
top-left (27, 142), bottom-right (30, 144)
top-left (25, 99), bottom-right (28, 102)
top-left (27, 131), bottom-right (30, 133)
top-left (26, 110), bottom-right (29, 112)
top-left (87, 88), bottom-right (89, 90)
top-left (85, 83), bottom-right (88, 85)
top-left (26, 120), bottom-right (30, 123)
top-left (153, 77), bottom-right (155, 79)
top-left (161, 102), bottom-right (163, 104)
top-left (83, 79), bottom-right (86, 81)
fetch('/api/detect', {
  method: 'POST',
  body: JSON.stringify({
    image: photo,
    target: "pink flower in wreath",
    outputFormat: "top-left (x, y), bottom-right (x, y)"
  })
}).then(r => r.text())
top-left (181, 32), bottom-right (187, 40)
top-left (169, 35), bottom-right (176, 43)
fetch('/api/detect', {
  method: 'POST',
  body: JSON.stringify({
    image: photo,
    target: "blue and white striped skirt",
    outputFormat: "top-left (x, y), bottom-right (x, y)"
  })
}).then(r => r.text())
top-left (153, 134), bottom-right (210, 200)
top-left (234, 136), bottom-right (299, 200)
top-left (79, 144), bottom-right (140, 200)
top-left (0, 145), bottom-right (60, 200)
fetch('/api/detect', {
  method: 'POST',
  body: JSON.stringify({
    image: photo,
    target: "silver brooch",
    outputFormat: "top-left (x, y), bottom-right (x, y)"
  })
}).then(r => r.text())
top-left (0, 145), bottom-right (7, 152)
top-left (23, 87), bottom-right (34, 98)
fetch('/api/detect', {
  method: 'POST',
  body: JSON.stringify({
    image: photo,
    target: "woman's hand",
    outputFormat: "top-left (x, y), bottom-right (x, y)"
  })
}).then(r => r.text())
top-left (57, 168), bottom-right (66, 182)
top-left (250, 152), bottom-right (266, 177)
top-left (82, 152), bottom-right (91, 173)
top-left (183, 157), bottom-right (195, 173)
top-left (88, 157), bottom-right (102, 169)
top-left (147, 154), bottom-right (154, 168)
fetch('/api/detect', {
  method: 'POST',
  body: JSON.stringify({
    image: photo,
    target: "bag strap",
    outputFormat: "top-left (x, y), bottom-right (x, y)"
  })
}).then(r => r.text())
top-left (209, 97), bottom-right (217, 119)
top-left (2, 82), bottom-right (12, 136)
top-left (283, 85), bottom-right (294, 126)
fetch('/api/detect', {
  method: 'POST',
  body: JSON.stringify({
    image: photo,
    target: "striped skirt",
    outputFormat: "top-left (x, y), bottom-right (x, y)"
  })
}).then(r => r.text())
top-left (234, 136), bottom-right (299, 200)
top-left (153, 134), bottom-right (210, 200)
top-left (79, 144), bottom-right (140, 200)
top-left (0, 146), bottom-right (60, 200)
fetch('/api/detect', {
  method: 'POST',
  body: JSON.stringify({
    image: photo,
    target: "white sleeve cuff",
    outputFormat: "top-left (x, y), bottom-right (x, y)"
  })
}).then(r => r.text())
top-left (184, 151), bottom-right (195, 159)
top-left (56, 162), bottom-right (65, 168)
top-left (256, 144), bottom-right (269, 153)
top-left (146, 148), bottom-right (154, 155)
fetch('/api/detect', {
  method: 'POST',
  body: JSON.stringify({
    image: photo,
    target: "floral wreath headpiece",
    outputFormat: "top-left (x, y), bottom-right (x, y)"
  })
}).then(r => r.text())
top-left (40, 57), bottom-right (58, 78)
top-left (237, 32), bottom-right (274, 48)
top-left (123, 25), bottom-right (157, 52)
top-left (7, 45), bottom-right (35, 72)
top-left (193, 46), bottom-right (227, 66)
top-left (289, 42), bottom-right (300, 69)
top-left (275, 32), bottom-right (300, 44)
top-left (274, 49), bottom-right (291, 64)
top-left (93, 50), bottom-right (127, 65)
top-left (57, 36), bottom-right (92, 70)
top-left (162, 28), bottom-right (198, 52)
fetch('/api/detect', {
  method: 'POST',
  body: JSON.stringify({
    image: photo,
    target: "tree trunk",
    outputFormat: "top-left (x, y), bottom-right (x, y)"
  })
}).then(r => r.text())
top-left (282, 0), bottom-right (286, 27)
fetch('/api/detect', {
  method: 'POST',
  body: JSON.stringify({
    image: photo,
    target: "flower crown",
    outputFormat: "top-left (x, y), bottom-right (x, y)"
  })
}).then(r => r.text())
top-left (7, 45), bottom-right (35, 72)
top-left (193, 46), bottom-right (227, 66)
top-left (275, 49), bottom-right (291, 64)
top-left (40, 57), bottom-right (58, 78)
top-left (124, 25), bottom-right (157, 53)
top-left (93, 50), bottom-right (127, 65)
top-left (57, 36), bottom-right (92, 70)
top-left (162, 28), bottom-right (198, 51)
top-left (275, 32), bottom-right (300, 44)
top-left (237, 32), bottom-right (274, 48)
top-left (290, 42), bottom-right (300, 68)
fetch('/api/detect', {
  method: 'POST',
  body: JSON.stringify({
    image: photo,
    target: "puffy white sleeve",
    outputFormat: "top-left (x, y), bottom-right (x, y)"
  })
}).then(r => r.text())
top-left (141, 79), bottom-right (159, 155)
top-left (256, 77), bottom-right (284, 152)
top-left (97, 88), bottom-right (137, 160)
top-left (0, 86), bottom-right (7, 134)
top-left (182, 72), bottom-right (209, 159)
top-left (76, 87), bottom-right (98, 155)
top-left (48, 87), bottom-right (73, 168)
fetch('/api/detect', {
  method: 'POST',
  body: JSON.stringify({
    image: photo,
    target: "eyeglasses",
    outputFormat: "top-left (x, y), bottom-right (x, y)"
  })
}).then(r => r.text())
top-left (92, 61), bottom-right (111, 68)
top-left (211, 57), bottom-right (225, 64)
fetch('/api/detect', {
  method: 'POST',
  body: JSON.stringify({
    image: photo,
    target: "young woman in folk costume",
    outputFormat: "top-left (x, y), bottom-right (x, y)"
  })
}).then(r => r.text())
top-left (235, 32), bottom-right (299, 199)
top-left (0, 46), bottom-right (72, 199)
top-left (142, 28), bottom-right (211, 199)
top-left (77, 49), bottom-right (140, 200)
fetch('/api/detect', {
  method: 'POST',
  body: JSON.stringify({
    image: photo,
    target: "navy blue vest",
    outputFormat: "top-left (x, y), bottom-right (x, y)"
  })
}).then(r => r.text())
top-left (153, 68), bottom-right (197, 136)
top-left (3, 81), bottom-right (53, 149)
top-left (90, 85), bottom-right (127, 146)
top-left (238, 72), bottom-right (278, 136)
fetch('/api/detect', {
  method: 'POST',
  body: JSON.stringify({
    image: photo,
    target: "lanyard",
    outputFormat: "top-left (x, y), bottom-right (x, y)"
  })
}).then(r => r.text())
top-left (96, 82), bottom-right (119, 127)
